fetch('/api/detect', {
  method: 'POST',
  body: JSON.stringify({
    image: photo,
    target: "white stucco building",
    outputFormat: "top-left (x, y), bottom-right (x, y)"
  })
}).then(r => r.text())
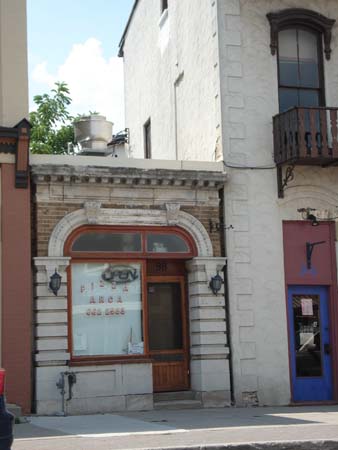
top-left (119, 0), bottom-right (338, 405)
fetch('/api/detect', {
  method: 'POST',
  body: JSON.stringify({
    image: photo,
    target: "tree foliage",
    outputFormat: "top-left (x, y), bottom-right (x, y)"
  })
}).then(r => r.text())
top-left (30, 82), bottom-right (75, 154)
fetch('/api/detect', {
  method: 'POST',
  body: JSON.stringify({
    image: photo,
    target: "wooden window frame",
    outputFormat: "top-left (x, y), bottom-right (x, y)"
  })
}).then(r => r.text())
top-left (65, 226), bottom-right (197, 365)
top-left (65, 225), bottom-right (197, 260)
top-left (68, 258), bottom-right (150, 366)
top-left (276, 27), bottom-right (326, 110)
top-left (144, 118), bottom-right (151, 159)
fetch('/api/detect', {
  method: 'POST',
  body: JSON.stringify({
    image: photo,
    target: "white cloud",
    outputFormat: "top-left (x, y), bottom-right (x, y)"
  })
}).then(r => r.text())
top-left (31, 38), bottom-right (125, 132)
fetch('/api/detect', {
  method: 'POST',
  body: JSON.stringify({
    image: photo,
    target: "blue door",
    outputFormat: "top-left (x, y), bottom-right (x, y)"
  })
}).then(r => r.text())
top-left (288, 286), bottom-right (333, 401)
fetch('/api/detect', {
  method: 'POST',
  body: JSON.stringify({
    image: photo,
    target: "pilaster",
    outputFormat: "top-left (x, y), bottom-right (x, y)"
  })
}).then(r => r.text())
top-left (186, 257), bottom-right (230, 407)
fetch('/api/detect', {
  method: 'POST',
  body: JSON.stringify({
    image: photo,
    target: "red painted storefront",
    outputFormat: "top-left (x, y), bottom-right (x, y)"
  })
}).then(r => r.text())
top-left (0, 121), bottom-right (31, 413)
top-left (283, 221), bottom-right (338, 401)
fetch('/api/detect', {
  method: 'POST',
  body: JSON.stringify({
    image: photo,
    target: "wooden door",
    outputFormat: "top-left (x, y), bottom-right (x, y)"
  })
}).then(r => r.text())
top-left (147, 277), bottom-right (189, 392)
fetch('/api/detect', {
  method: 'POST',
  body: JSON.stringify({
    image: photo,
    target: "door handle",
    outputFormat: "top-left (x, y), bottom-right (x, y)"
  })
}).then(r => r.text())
top-left (324, 343), bottom-right (331, 355)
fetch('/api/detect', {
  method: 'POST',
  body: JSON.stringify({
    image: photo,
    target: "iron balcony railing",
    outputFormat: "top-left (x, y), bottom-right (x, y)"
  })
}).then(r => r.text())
top-left (273, 107), bottom-right (338, 166)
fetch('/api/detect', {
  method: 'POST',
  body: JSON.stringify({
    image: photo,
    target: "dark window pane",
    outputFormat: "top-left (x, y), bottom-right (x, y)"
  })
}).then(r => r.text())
top-left (148, 283), bottom-right (183, 351)
top-left (279, 61), bottom-right (299, 86)
top-left (299, 30), bottom-right (319, 88)
top-left (147, 234), bottom-right (189, 253)
top-left (72, 232), bottom-right (142, 252)
top-left (299, 62), bottom-right (319, 88)
top-left (279, 29), bottom-right (299, 85)
top-left (293, 295), bottom-right (322, 377)
top-left (279, 88), bottom-right (299, 112)
top-left (299, 90), bottom-right (319, 108)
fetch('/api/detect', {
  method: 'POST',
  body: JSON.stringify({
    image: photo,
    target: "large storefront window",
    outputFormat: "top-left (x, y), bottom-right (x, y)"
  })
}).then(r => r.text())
top-left (66, 225), bottom-right (196, 361)
top-left (71, 262), bottom-right (143, 357)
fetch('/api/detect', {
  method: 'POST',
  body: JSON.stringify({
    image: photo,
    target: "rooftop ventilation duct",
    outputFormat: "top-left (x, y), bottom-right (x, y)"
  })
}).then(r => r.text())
top-left (74, 115), bottom-right (113, 155)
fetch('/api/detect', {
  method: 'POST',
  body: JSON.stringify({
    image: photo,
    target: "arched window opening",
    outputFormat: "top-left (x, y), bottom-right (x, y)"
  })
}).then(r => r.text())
top-left (66, 226), bottom-right (196, 258)
top-left (65, 226), bottom-right (196, 364)
top-left (267, 8), bottom-right (335, 112)
top-left (267, 9), bottom-right (335, 60)
top-left (278, 27), bottom-right (324, 112)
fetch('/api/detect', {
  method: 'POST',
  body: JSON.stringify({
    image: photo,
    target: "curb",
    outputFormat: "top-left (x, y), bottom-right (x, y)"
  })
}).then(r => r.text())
top-left (142, 440), bottom-right (338, 450)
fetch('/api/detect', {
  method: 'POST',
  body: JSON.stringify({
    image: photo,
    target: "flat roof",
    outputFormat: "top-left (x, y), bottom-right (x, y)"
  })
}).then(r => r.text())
top-left (118, 0), bottom-right (139, 57)
top-left (30, 154), bottom-right (225, 174)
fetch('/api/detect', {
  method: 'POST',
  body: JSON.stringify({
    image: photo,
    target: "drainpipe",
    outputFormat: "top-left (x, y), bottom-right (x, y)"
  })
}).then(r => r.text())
top-left (219, 187), bottom-right (235, 405)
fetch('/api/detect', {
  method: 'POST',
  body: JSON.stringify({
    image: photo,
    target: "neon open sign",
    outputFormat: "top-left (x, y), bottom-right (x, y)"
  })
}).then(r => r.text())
top-left (101, 265), bottom-right (138, 284)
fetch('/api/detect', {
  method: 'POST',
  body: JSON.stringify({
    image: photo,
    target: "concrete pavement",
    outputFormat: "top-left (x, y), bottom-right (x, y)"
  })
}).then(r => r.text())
top-left (12, 405), bottom-right (338, 449)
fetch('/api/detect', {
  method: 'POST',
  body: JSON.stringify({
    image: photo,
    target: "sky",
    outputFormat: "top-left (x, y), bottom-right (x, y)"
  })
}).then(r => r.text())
top-left (27, 0), bottom-right (134, 132)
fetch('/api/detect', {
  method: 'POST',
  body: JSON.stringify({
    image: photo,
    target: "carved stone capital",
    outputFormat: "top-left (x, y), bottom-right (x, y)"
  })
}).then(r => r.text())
top-left (165, 203), bottom-right (181, 225)
top-left (84, 201), bottom-right (102, 224)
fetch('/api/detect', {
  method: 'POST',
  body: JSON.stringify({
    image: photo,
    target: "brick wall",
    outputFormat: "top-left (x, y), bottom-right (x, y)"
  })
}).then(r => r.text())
top-left (34, 202), bottom-right (222, 258)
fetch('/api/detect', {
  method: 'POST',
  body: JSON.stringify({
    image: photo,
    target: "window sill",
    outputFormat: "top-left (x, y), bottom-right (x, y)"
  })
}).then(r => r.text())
top-left (70, 357), bottom-right (153, 367)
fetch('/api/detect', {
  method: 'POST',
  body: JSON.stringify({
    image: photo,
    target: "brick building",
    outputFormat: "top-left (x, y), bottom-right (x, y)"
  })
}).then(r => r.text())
top-left (31, 154), bottom-right (227, 414)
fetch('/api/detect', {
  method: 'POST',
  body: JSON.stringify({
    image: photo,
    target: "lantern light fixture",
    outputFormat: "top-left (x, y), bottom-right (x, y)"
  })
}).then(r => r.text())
top-left (49, 269), bottom-right (62, 296)
top-left (209, 271), bottom-right (223, 295)
top-left (297, 207), bottom-right (319, 226)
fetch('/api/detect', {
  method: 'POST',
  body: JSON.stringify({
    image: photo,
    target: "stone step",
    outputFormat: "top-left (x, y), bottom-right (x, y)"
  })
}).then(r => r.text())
top-left (154, 390), bottom-right (197, 402)
top-left (154, 399), bottom-right (202, 410)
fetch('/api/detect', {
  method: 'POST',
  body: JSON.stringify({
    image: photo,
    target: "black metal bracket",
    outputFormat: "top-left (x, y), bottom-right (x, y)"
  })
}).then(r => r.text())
top-left (67, 372), bottom-right (77, 401)
top-left (209, 219), bottom-right (234, 233)
top-left (306, 240), bottom-right (326, 269)
top-left (277, 165), bottom-right (295, 198)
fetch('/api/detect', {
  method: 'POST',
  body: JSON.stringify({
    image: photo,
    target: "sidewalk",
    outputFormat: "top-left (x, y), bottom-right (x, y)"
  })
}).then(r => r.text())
top-left (13, 405), bottom-right (338, 450)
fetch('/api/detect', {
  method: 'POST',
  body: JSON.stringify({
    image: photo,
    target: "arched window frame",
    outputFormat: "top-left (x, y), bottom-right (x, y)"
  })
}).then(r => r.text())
top-left (267, 8), bottom-right (335, 61)
top-left (64, 225), bottom-right (198, 259)
top-left (65, 225), bottom-right (196, 365)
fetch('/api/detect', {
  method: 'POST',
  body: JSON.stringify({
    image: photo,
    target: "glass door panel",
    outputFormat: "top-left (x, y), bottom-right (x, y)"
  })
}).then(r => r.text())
top-left (147, 279), bottom-right (189, 392)
top-left (148, 282), bottom-right (183, 351)
top-left (288, 286), bottom-right (333, 402)
top-left (292, 294), bottom-right (322, 377)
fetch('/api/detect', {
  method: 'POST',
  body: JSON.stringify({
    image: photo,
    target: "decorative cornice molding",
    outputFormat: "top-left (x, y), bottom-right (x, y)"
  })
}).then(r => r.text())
top-left (48, 207), bottom-right (213, 258)
top-left (0, 119), bottom-right (31, 188)
top-left (31, 165), bottom-right (227, 189)
top-left (267, 8), bottom-right (336, 60)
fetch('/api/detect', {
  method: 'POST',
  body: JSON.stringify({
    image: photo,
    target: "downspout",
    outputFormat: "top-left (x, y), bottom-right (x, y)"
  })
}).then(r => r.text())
top-left (219, 187), bottom-right (235, 405)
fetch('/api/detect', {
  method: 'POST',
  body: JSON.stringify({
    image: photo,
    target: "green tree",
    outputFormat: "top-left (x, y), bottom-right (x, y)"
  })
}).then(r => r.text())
top-left (30, 82), bottom-right (75, 154)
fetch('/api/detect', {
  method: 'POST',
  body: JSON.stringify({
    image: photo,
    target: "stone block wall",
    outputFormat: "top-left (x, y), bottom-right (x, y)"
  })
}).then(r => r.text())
top-left (217, 0), bottom-right (338, 405)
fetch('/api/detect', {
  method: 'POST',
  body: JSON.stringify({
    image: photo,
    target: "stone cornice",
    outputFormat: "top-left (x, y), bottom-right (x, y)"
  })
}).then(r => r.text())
top-left (31, 165), bottom-right (227, 189)
top-left (0, 119), bottom-right (31, 188)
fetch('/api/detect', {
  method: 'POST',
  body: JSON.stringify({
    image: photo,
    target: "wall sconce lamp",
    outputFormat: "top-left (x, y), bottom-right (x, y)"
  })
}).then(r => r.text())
top-left (49, 270), bottom-right (62, 296)
top-left (297, 208), bottom-right (319, 226)
top-left (308, 213), bottom-right (319, 226)
top-left (209, 271), bottom-right (223, 295)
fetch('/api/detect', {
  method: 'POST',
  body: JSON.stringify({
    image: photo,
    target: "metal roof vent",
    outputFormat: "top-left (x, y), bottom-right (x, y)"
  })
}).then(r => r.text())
top-left (74, 115), bottom-right (113, 155)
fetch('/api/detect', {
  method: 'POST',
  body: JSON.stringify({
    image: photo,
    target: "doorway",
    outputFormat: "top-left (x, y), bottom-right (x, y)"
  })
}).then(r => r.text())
top-left (147, 277), bottom-right (189, 392)
top-left (288, 285), bottom-right (333, 401)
